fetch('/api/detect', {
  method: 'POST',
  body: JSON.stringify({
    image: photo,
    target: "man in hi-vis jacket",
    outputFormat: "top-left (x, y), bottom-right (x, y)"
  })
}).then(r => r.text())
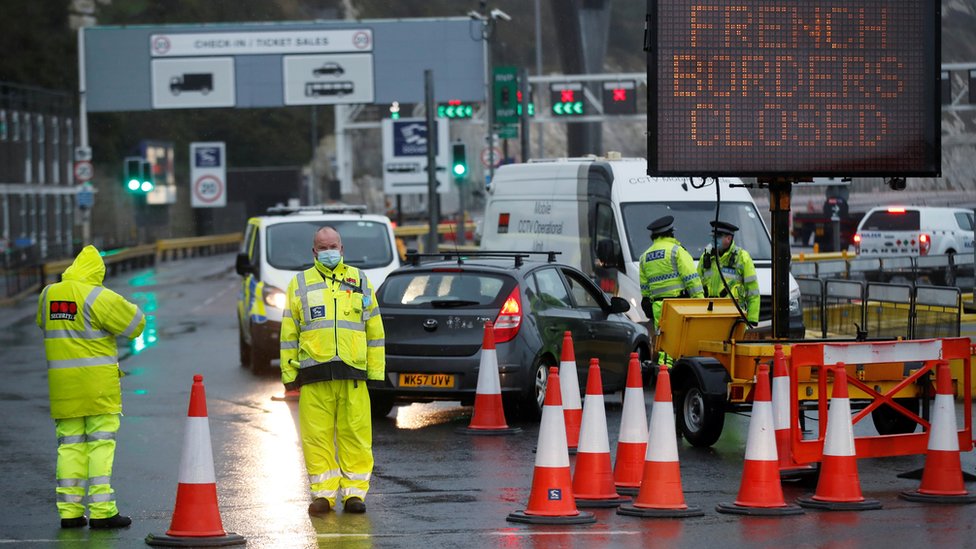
top-left (280, 226), bottom-right (385, 516)
top-left (37, 245), bottom-right (145, 529)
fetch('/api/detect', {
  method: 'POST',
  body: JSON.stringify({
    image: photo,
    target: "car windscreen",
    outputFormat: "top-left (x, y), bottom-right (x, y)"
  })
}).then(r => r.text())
top-left (859, 210), bottom-right (921, 231)
top-left (620, 201), bottom-right (772, 261)
top-left (266, 220), bottom-right (394, 270)
top-left (378, 271), bottom-right (508, 307)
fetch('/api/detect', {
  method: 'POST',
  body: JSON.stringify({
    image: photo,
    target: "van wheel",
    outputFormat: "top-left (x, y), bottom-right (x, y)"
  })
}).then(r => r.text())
top-left (871, 397), bottom-right (920, 435)
top-left (675, 377), bottom-right (725, 447)
top-left (938, 251), bottom-right (956, 287)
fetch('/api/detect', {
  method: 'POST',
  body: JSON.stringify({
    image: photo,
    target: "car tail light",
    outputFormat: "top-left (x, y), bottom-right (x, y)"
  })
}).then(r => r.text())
top-left (919, 233), bottom-right (931, 255)
top-left (494, 287), bottom-right (522, 343)
top-left (853, 233), bottom-right (861, 253)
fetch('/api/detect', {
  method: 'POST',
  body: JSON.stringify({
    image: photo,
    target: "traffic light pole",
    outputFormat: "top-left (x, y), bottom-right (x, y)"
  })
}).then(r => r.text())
top-left (424, 70), bottom-right (440, 254)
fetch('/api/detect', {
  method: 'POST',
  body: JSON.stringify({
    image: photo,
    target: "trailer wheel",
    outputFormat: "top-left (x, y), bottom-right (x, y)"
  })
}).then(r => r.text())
top-left (871, 397), bottom-right (920, 435)
top-left (675, 378), bottom-right (725, 447)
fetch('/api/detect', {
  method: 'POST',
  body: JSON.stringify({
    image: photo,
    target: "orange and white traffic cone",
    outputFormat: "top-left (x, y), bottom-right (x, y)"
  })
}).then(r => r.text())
top-left (573, 359), bottom-right (631, 507)
top-left (458, 321), bottom-right (521, 435)
top-left (717, 363), bottom-right (804, 516)
top-left (797, 364), bottom-right (881, 511)
top-left (507, 367), bottom-right (596, 524)
top-left (617, 367), bottom-right (703, 518)
top-left (900, 360), bottom-right (976, 504)
top-left (146, 375), bottom-right (246, 547)
top-left (559, 331), bottom-right (583, 454)
top-left (614, 352), bottom-right (647, 496)
top-left (771, 346), bottom-right (817, 481)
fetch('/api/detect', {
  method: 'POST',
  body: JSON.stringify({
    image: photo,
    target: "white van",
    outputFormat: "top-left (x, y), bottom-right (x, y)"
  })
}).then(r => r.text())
top-left (854, 205), bottom-right (975, 285)
top-left (235, 205), bottom-right (401, 373)
top-left (480, 155), bottom-right (804, 337)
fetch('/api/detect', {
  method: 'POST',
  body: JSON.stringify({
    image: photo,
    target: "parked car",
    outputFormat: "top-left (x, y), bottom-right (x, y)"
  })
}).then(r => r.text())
top-left (371, 251), bottom-right (653, 420)
top-left (235, 205), bottom-right (400, 374)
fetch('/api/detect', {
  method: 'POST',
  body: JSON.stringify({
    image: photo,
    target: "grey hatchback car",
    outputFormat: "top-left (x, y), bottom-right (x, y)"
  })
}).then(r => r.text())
top-left (370, 251), bottom-right (652, 420)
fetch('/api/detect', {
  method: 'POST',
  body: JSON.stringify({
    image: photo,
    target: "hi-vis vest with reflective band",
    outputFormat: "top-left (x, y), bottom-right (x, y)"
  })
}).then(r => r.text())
top-left (698, 243), bottom-right (760, 323)
top-left (279, 261), bottom-right (385, 384)
top-left (638, 236), bottom-right (704, 300)
top-left (36, 245), bottom-right (146, 419)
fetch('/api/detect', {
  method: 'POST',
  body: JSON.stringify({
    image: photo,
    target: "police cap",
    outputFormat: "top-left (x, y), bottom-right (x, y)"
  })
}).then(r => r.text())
top-left (710, 220), bottom-right (739, 236)
top-left (646, 215), bottom-right (674, 236)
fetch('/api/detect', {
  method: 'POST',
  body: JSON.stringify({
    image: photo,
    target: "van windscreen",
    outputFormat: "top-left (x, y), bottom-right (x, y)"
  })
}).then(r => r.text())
top-left (620, 202), bottom-right (772, 262)
top-left (266, 220), bottom-right (394, 270)
top-left (860, 210), bottom-right (921, 231)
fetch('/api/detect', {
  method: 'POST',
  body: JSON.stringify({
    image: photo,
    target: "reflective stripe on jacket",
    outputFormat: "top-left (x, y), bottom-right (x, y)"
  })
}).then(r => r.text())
top-left (698, 243), bottom-right (760, 323)
top-left (280, 260), bottom-right (385, 387)
top-left (638, 236), bottom-right (704, 300)
top-left (37, 246), bottom-right (146, 419)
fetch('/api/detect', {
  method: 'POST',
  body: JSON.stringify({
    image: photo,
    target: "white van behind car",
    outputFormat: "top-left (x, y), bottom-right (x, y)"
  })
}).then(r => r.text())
top-left (235, 205), bottom-right (401, 373)
top-left (479, 155), bottom-right (804, 337)
top-left (854, 205), bottom-right (975, 285)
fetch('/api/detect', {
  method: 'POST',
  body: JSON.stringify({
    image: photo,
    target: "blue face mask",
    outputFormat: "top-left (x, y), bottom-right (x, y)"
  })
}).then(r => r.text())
top-left (316, 249), bottom-right (342, 269)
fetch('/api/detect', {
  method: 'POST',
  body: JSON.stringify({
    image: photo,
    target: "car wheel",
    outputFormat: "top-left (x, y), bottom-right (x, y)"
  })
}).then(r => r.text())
top-left (675, 377), bottom-right (725, 447)
top-left (369, 391), bottom-right (395, 419)
top-left (871, 397), bottom-right (920, 435)
top-left (939, 251), bottom-right (957, 287)
top-left (513, 359), bottom-right (551, 421)
top-left (238, 330), bottom-right (250, 369)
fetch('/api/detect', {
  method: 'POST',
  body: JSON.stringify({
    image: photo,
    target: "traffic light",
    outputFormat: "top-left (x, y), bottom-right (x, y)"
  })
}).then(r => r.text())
top-left (451, 143), bottom-right (467, 181)
top-left (124, 157), bottom-right (142, 192)
top-left (390, 101), bottom-right (400, 119)
top-left (550, 83), bottom-right (585, 116)
top-left (140, 160), bottom-right (154, 192)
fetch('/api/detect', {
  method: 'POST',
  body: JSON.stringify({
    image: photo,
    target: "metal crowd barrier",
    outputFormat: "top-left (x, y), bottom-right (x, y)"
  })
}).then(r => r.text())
top-left (793, 252), bottom-right (971, 286)
top-left (823, 279), bottom-right (865, 338)
top-left (864, 283), bottom-right (912, 340)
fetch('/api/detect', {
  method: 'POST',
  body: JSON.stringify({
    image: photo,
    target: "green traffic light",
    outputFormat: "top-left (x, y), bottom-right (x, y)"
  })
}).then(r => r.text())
top-left (453, 164), bottom-right (467, 176)
top-left (141, 181), bottom-right (154, 192)
top-left (127, 179), bottom-right (141, 191)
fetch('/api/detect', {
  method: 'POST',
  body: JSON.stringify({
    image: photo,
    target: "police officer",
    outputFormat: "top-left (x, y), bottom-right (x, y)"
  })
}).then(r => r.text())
top-left (639, 215), bottom-right (704, 331)
top-left (698, 220), bottom-right (760, 325)
top-left (37, 245), bottom-right (146, 529)
top-left (280, 226), bottom-right (385, 516)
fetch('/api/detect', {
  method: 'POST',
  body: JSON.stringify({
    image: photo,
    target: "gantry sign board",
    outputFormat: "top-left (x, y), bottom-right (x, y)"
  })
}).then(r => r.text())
top-left (83, 19), bottom-right (484, 111)
top-left (381, 118), bottom-right (449, 195)
top-left (646, 1), bottom-right (940, 177)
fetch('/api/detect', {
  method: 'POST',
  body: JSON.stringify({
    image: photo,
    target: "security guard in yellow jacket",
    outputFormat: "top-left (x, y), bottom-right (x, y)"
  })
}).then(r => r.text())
top-left (639, 215), bottom-right (704, 331)
top-left (281, 226), bottom-right (385, 516)
top-left (37, 245), bottom-right (145, 529)
top-left (698, 220), bottom-right (760, 325)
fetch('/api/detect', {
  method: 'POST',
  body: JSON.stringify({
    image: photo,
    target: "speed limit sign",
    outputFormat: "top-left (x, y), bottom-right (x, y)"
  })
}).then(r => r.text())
top-left (192, 174), bottom-right (225, 207)
top-left (73, 161), bottom-right (93, 182)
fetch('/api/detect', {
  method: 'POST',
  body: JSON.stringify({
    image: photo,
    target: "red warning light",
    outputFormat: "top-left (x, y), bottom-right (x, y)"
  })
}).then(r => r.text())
top-left (560, 90), bottom-right (575, 103)
top-left (612, 88), bottom-right (627, 102)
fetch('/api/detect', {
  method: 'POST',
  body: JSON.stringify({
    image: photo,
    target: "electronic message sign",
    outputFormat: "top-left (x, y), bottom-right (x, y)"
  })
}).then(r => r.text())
top-left (647, 1), bottom-right (940, 177)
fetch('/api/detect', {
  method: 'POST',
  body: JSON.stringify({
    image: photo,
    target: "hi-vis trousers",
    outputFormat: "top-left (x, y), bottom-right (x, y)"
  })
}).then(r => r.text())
top-left (300, 379), bottom-right (373, 506)
top-left (54, 413), bottom-right (120, 520)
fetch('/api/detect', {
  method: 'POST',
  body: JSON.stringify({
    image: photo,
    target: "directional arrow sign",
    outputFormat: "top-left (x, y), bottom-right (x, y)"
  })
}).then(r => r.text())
top-left (549, 81), bottom-right (585, 116)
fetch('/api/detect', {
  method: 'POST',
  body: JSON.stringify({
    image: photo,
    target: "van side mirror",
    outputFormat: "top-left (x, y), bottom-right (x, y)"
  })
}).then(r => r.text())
top-left (609, 296), bottom-right (630, 314)
top-left (235, 252), bottom-right (253, 276)
top-left (596, 239), bottom-right (620, 268)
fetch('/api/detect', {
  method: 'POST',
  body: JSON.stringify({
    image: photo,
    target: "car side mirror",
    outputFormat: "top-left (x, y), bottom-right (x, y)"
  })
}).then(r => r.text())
top-left (609, 296), bottom-right (630, 314)
top-left (235, 252), bottom-right (253, 276)
top-left (596, 239), bottom-right (620, 269)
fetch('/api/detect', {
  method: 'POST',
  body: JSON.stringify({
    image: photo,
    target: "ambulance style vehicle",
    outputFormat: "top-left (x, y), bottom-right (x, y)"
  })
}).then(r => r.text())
top-left (479, 155), bottom-right (805, 337)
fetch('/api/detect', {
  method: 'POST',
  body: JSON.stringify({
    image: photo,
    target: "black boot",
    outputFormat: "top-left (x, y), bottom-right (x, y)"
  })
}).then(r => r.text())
top-left (60, 517), bottom-right (87, 529)
top-left (343, 497), bottom-right (366, 514)
top-left (307, 497), bottom-right (331, 517)
top-left (89, 514), bottom-right (131, 529)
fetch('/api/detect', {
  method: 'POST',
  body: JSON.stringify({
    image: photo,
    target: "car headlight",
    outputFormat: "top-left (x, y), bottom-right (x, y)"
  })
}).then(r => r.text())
top-left (789, 286), bottom-right (802, 314)
top-left (263, 285), bottom-right (287, 310)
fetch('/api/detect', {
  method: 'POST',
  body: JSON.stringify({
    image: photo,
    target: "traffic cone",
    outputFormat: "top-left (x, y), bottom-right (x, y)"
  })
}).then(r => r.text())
top-left (146, 375), bottom-right (246, 547)
top-left (614, 353), bottom-right (648, 496)
top-left (559, 331), bottom-right (583, 454)
top-left (900, 360), bottom-right (976, 504)
top-left (573, 359), bottom-right (631, 507)
top-left (458, 321), bottom-right (521, 435)
top-left (617, 367), bottom-right (703, 518)
top-left (507, 367), bottom-right (596, 524)
top-left (771, 346), bottom-right (817, 481)
top-left (717, 363), bottom-right (804, 516)
top-left (797, 364), bottom-right (881, 511)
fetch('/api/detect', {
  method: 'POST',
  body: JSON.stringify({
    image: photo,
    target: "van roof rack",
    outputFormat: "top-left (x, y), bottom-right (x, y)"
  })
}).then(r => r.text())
top-left (404, 250), bottom-right (561, 268)
top-left (266, 204), bottom-right (368, 215)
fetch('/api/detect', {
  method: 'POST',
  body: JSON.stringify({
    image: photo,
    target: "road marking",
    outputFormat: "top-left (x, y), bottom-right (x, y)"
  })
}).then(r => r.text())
top-left (315, 530), bottom-right (645, 540)
top-left (190, 283), bottom-right (236, 314)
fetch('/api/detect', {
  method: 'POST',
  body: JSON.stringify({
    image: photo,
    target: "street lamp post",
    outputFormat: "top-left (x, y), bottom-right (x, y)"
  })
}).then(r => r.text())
top-left (468, 3), bottom-right (511, 184)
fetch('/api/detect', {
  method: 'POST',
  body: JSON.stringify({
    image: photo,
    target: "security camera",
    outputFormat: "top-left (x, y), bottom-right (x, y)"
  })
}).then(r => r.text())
top-left (490, 8), bottom-right (512, 21)
top-left (887, 177), bottom-right (907, 191)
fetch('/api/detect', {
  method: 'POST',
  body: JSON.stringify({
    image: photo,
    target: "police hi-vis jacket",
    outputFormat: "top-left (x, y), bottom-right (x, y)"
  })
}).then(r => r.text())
top-left (280, 260), bottom-right (385, 389)
top-left (36, 246), bottom-right (146, 419)
top-left (698, 242), bottom-right (760, 324)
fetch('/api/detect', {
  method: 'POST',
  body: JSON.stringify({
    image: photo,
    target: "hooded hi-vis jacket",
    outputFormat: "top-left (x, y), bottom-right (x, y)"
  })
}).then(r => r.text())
top-left (698, 242), bottom-right (760, 324)
top-left (280, 261), bottom-right (385, 388)
top-left (36, 246), bottom-right (146, 419)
